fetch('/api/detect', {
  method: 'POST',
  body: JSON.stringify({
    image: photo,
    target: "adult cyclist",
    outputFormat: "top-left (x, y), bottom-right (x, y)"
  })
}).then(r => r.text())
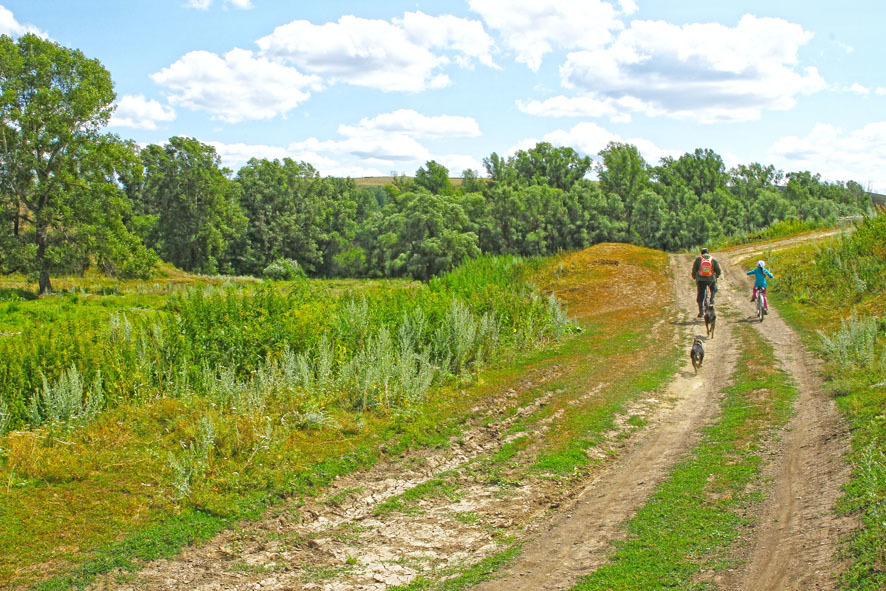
top-left (691, 247), bottom-right (722, 318)
top-left (747, 260), bottom-right (774, 314)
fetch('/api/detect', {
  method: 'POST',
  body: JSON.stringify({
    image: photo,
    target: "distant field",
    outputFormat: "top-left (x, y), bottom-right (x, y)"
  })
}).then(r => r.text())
top-left (352, 176), bottom-right (464, 187)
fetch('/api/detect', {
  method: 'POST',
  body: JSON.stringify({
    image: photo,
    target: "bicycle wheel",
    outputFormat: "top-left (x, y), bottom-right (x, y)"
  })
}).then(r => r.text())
top-left (756, 293), bottom-right (764, 322)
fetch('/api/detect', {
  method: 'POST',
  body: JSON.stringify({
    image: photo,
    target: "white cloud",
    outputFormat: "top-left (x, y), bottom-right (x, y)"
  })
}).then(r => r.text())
top-left (517, 95), bottom-right (639, 123)
top-left (838, 83), bottom-right (870, 95)
top-left (184, 0), bottom-right (253, 9)
top-left (768, 122), bottom-right (886, 192)
top-left (877, 88), bottom-right (886, 96)
top-left (435, 154), bottom-right (485, 176)
top-left (468, 0), bottom-right (628, 71)
top-left (109, 95), bottom-right (176, 130)
top-left (204, 117), bottom-right (483, 177)
top-left (339, 109), bottom-right (481, 139)
top-left (560, 14), bottom-right (825, 123)
top-left (151, 48), bottom-right (322, 123)
top-left (256, 15), bottom-right (454, 92)
top-left (396, 11), bottom-right (497, 68)
top-left (509, 122), bottom-right (680, 173)
top-left (0, 5), bottom-right (47, 37)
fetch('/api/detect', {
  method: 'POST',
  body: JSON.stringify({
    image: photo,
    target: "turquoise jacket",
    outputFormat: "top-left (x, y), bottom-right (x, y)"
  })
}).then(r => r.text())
top-left (747, 266), bottom-right (774, 288)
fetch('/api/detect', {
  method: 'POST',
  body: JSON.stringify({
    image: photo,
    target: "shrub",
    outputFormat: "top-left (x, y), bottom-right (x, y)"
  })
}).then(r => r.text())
top-left (262, 258), bottom-right (306, 280)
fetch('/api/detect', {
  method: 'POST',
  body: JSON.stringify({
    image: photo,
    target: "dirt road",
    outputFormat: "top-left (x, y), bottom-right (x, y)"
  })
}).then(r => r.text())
top-left (91, 234), bottom-right (855, 590)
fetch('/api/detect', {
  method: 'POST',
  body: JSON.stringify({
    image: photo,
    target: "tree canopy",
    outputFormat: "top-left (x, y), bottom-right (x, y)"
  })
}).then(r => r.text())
top-left (0, 33), bottom-right (154, 292)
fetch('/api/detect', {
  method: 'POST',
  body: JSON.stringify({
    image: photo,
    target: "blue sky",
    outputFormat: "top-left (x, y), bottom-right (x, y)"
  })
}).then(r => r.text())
top-left (3, 1), bottom-right (885, 191)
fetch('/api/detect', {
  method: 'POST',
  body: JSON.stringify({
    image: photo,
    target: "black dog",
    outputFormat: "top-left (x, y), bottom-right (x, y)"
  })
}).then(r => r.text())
top-left (691, 338), bottom-right (705, 373)
top-left (704, 303), bottom-right (716, 339)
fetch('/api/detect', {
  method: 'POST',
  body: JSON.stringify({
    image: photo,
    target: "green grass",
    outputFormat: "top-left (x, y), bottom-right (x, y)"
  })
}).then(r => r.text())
top-left (571, 324), bottom-right (797, 590)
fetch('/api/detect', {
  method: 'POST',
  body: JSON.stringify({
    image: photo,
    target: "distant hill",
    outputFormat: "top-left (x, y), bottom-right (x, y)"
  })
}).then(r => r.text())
top-left (868, 191), bottom-right (885, 206)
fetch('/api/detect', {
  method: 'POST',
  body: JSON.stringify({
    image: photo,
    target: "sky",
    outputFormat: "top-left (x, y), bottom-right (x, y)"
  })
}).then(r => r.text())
top-left (3, 0), bottom-right (885, 192)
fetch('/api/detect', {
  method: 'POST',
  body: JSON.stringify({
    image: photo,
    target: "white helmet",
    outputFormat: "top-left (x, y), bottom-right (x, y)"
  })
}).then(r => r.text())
top-left (757, 260), bottom-right (766, 268)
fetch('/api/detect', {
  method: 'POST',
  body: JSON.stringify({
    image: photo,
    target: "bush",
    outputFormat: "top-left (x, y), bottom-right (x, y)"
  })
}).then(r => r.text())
top-left (262, 258), bottom-right (306, 280)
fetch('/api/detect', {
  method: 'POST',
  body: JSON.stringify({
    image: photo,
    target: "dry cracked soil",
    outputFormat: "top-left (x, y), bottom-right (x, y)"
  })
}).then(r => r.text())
top-left (90, 233), bottom-right (857, 591)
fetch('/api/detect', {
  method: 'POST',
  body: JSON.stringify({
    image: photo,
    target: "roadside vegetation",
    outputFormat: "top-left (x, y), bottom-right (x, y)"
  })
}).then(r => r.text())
top-left (0, 255), bottom-right (574, 588)
top-left (764, 213), bottom-right (886, 590)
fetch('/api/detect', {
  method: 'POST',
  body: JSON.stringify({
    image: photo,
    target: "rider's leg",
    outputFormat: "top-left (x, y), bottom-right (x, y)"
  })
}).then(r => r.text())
top-left (696, 282), bottom-right (706, 316)
top-left (709, 282), bottom-right (717, 306)
top-left (762, 287), bottom-right (768, 311)
top-left (751, 286), bottom-right (757, 301)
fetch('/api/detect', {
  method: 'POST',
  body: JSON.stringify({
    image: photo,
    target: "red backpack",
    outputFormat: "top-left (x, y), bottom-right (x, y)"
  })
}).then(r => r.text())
top-left (698, 256), bottom-right (714, 277)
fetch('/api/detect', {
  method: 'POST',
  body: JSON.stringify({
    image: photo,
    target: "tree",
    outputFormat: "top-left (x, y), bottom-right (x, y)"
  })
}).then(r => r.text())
top-left (631, 190), bottom-right (669, 249)
top-left (133, 137), bottom-right (245, 274)
top-left (0, 34), bottom-right (154, 292)
top-left (234, 158), bottom-right (325, 275)
top-left (655, 148), bottom-right (727, 198)
top-left (372, 190), bottom-right (479, 280)
top-left (511, 142), bottom-right (592, 191)
top-left (415, 160), bottom-right (453, 195)
top-left (460, 168), bottom-right (484, 194)
top-left (597, 142), bottom-right (649, 235)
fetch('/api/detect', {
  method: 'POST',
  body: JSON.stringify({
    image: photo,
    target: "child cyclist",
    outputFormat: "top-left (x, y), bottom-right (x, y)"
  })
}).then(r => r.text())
top-left (747, 260), bottom-right (774, 313)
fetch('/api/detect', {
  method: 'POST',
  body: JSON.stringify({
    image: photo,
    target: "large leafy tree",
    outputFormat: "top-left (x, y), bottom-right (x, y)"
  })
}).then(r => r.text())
top-left (133, 137), bottom-right (245, 274)
top-left (0, 33), bottom-right (154, 292)
top-left (415, 160), bottom-right (454, 195)
top-left (234, 158), bottom-right (324, 275)
top-left (597, 142), bottom-right (649, 235)
top-left (370, 190), bottom-right (479, 280)
top-left (511, 142), bottom-right (592, 191)
top-left (655, 148), bottom-right (727, 198)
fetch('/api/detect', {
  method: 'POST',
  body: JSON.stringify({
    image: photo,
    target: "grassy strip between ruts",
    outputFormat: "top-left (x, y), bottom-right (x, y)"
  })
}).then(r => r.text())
top-left (570, 323), bottom-right (797, 590)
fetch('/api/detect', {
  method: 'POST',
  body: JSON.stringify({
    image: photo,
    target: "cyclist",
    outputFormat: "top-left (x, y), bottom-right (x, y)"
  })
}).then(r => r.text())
top-left (747, 260), bottom-right (774, 314)
top-left (691, 247), bottom-right (722, 317)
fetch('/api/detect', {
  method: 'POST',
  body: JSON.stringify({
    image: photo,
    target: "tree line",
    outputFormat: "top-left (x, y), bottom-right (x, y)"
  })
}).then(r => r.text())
top-left (0, 34), bottom-right (874, 292)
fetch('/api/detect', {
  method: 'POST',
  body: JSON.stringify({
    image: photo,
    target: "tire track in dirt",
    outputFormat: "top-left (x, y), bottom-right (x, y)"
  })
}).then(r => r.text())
top-left (715, 242), bottom-right (857, 591)
top-left (469, 254), bottom-right (738, 591)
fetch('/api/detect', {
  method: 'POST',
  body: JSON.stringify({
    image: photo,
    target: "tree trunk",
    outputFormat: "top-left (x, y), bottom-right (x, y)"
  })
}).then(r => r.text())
top-left (36, 222), bottom-right (52, 294)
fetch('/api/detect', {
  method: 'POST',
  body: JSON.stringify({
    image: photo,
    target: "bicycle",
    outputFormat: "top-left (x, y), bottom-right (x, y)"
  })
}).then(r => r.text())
top-left (755, 288), bottom-right (766, 322)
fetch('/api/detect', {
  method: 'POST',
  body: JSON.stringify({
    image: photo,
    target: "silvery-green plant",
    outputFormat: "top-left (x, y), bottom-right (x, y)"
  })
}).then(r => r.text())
top-left (818, 313), bottom-right (880, 370)
top-left (0, 398), bottom-right (10, 435)
top-left (108, 312), bottom-right (134, 345)
top-left (167, 416), bottom-right (216, 500)
top-left (27, 366), bottom-right (104, 427)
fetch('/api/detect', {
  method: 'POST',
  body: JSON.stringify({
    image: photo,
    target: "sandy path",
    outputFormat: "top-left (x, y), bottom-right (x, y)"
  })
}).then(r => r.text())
top-left (470, 254), bottom-right (736, 591)
top-left (473, 233), bottom-right (855, 591)
top-left (715, 243), bottom-right (857, 591)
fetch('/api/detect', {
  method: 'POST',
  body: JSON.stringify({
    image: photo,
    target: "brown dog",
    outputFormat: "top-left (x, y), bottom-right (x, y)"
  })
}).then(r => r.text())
top-left (691, 338), bottom-right (705, 373)
top-left (704, 303), bottom-right (716, 339)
